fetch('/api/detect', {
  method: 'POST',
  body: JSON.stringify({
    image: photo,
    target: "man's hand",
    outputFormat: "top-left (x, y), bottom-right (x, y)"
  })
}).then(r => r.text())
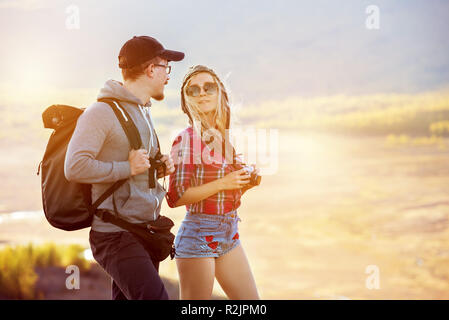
top-left (157, 154), bottom-right (175, 179)
top-left (129, 149), bottom-right (150, 176)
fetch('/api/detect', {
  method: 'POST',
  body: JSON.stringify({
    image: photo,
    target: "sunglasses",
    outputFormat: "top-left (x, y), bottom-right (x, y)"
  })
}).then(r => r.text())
top-left (186, 82), bottom-right (218, 97)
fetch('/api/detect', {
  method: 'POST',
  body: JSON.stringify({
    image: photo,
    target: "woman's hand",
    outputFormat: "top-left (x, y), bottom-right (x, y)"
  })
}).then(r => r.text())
top-left (217, 168), bottom-right (251, 191)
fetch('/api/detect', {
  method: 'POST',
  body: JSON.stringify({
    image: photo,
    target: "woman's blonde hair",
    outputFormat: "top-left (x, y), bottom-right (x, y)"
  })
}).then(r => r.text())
top-left (181, 66), bottom-right (233, 162)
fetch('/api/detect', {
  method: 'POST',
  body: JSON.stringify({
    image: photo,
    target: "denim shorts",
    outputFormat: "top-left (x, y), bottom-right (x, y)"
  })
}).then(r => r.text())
top-left (174, 211), bottom-right (241, 259)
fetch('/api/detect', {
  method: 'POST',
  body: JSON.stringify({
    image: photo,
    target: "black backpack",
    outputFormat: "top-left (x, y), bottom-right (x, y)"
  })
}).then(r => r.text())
top-left (38, 98), bottom-right (144, 231)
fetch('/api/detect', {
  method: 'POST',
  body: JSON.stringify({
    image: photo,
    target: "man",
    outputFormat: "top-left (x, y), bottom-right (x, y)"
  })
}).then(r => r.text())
top-left (64, 36), bottom-right (184, 300)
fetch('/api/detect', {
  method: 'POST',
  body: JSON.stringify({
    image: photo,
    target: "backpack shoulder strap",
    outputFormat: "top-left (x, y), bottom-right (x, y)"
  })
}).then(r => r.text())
top-left (154, 127), bottom-right (162, 155)
top-left (98, 98), bottom-right (142, 150)
top-left (89, 98), bottom-right (142, 211)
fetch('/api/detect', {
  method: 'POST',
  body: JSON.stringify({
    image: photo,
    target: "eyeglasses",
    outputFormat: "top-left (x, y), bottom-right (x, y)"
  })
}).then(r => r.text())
top-left (186, 82), bottom-right (218, 97)
top-left (153, 64), bottom-right (171, 74)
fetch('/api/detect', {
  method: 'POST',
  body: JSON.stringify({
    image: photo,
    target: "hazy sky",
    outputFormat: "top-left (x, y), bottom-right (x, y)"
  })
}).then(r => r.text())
top-left (0, 0), bottom-right (448, 107)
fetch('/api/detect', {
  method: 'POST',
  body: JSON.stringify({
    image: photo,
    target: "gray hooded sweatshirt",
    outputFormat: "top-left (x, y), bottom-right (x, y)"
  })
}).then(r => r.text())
top-left (64, 79), bottom-right (166, 232)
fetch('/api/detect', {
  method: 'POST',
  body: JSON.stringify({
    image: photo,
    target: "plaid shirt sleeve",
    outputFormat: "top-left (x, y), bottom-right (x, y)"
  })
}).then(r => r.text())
top-left (166, 130), bottom-right (194, 208)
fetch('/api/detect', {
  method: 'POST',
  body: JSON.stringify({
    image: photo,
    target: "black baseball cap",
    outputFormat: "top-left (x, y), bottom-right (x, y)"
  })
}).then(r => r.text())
top-left (118, 36), bottom-right (184, 69)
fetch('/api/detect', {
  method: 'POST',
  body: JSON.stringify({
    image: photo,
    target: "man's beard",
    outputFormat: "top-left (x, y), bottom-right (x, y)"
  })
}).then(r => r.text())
top-left (153, 93), bottom-right (164, 101)
top-left (152, 90), bottom-right (165, 101)
top-left (152, 83), bottom-right (167, 101)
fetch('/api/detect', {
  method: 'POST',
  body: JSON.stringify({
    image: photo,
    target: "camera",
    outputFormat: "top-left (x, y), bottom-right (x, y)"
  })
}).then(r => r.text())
top-left (148, 152), bottom-right (167, 188)
top-left (152, 153), bottom-right (166, 170)
top-left (242, 165), bottom-right (261, 187)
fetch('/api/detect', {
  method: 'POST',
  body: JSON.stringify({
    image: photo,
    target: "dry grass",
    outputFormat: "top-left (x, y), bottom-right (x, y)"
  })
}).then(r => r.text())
top-left (0, 243), bottom-right (90, 299)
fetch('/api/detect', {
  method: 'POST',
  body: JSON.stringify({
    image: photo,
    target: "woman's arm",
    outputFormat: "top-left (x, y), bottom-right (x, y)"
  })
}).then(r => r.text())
top-left (173, 168), bottom-right (250, 207)
top-left (174, 179), bottom-right (221, 207)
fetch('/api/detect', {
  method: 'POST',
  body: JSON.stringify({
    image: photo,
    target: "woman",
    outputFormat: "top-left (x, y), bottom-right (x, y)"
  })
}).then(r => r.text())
top-left (166, 65), bottom-right (260, 300)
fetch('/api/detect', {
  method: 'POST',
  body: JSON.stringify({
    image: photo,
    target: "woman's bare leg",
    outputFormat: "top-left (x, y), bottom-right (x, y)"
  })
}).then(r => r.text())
top-left (176, 257), bottom-right (215, 300)
top-left (215, 244), bottom-right (260, 300)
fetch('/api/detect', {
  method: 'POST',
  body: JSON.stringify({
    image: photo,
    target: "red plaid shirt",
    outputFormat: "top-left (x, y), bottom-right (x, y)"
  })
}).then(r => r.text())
top-left (166, 127), bottom-right (243, 215)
